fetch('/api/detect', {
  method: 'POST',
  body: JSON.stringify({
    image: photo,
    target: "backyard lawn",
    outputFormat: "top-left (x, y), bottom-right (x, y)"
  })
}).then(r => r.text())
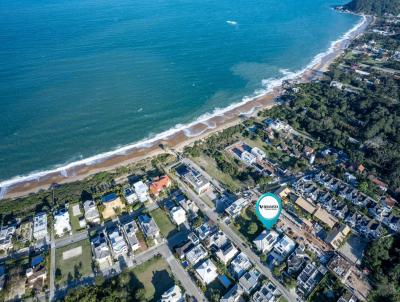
top-left (132, 256), bottom-right (175, 301)
top-left (55, 239), bottom-right (93, 286)
top-left (150, 208), bottom-right (177, 238)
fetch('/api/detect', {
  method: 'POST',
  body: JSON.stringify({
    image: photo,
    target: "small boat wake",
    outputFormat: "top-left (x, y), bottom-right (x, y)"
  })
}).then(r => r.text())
top-left (226, 20), bottom-right (238, 26)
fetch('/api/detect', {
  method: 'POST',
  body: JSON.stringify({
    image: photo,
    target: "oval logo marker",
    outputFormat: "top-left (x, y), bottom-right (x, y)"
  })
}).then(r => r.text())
top-left (256, 193), bottom-right (282, 230)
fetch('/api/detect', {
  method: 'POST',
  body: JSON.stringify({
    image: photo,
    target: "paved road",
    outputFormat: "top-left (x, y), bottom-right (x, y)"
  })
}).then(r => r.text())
top-left (49, 233), bottom-right (56, 301)
top-left (55, 230), bottom-right (88, 248)
top-left (159, 244), bottom-right (207, 302)
top-left (170, 173), bottom-right (297, 302)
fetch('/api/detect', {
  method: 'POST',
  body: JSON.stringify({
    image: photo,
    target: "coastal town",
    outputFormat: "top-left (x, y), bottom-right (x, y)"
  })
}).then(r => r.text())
top-left (1, 1), bottom-right (400, 302)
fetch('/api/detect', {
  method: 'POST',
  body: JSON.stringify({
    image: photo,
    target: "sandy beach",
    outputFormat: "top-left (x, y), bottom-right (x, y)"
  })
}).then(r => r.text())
top-left (0, 15), bottom-right (372, 200)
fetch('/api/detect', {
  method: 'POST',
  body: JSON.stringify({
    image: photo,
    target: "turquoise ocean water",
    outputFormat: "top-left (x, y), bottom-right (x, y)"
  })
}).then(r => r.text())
top-left (0, 0), bottom-right (360, 181)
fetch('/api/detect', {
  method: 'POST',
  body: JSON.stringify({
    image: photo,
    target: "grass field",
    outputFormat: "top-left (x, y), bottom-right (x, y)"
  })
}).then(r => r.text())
top-left (55, 239), bottom-right (93, 286)
top-left (68, 203), bottom-right (85, 233)
top-left (150, 208), bottom-right (177, 238)
top-left (191, 153), bottom-right (244, 192)
top-left (132, 256), bottom-right (175, 301)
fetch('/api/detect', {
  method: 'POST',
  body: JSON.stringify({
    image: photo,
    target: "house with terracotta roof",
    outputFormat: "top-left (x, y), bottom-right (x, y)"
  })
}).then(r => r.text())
top-left (149, 175), bottom-right (171, 196)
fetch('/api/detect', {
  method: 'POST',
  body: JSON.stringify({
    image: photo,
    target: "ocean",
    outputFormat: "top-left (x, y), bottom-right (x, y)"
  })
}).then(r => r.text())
top-left (0, 0), bottom-right (360, 182)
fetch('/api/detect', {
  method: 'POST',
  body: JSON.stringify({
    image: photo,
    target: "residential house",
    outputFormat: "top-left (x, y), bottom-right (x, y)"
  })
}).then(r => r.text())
top-left (178, 165), bottom-right (210, 194)
top-left (161, 285), bottom-right (184, 302)
top-left (149, 175), bottom-right (171, 196)
top-left (216, 241), bottom-right (239, 264)
top-left (296, 263), bottom-right (327, 298)
top-left (338, 293), bottom-right (358, 302)
top-left (175, 241), bottom-right (193, 260)
top-left (122, 220), bottom-right (140, 251)
top-left (252, 282), bottom-right (281, 302)
top-left (186, 244), bottom-right (207, 265)
top-left (92, 233), bottom-right (112, 269)
top-left (0, 226), bottom-right (15, 251)
top-left (107, 227), bottom-right (128, 257)
top-left (221, 284), bottom-right (245, 302)
top-left (229, 252), bottom-right (252, 279)
top-left (239, 269), bottom-right (261, 293)
top-left (225, 198), bottom-right (250, 218)
top-left (26, 255), bottom-right (47, 292)
top-left (134, 181), bottom-right (150, 202)
top-left (53, 208), bottom-right (71, 237)
top-left (273, 235), bottom-right (296, 262)
top-left (123, 187), bottom-right (138, 204)
top-left (33, 213), bottom-right (48, 240)
top-left (169, 206), bottom-right (187, 226)
top-left (195, 259), bottom-right (218, 284)
top-left (253, 229), bottom-right (279, 254)
top-left (287, 248), bottom-right (307, 275)
top-left (138, 214), bottom-right (160, 239)
top-left (83, 200), bottom-right (101, 224)
top-left (251, 147), bottom-right (266, 161)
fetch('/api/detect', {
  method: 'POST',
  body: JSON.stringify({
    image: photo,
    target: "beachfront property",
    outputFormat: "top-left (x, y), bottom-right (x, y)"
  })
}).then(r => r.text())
top-left (91, 232), bottom-right (113, 270)
top-left (272, 235), bottom-right (296, 262)
top-left (133, 181), bottom-right (149, 202)
top-left (33, 213), bottom-right (48, 240)
top-left (83, 200), bottom-right (101, 224)
top-left (253, 229), bottom-right (279, 254)
top-left (195, 259), bottom-right (218, 285)
top-left (252, 282), bottom-right (281, 302)
top-left (229, 252), bottom-right (252, 279)
top-left (239, 269), bottom-right (261, 293)
top-left (53, 208), bottom-right (71, 237)
top-left (149, 175), bottom-right (171, 196)
top-left (121, 220), bottom-right (140, 251)
top-left (169, 206), bottom-right (187, 225)
top-left (0, 226), bottom-right (16, 251)
top-left (176, 164), bottom-right (210, 194)
top-left (160, 285), bottom-right (185, 302)
top-left (101, 193), bottom-right (126, 220)
top-left (138, 214), bottom-right (160, 239)
top-left (123, 187), bottom-right (138, 204)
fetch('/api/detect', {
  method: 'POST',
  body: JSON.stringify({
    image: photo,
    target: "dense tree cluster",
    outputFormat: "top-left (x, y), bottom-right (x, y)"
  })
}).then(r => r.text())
top-left (364, 236), bottom-right (400, 302)
top-left (344, 0), bottom-right (400, 16)
top-left (61, 271), bottom-right (145, 302)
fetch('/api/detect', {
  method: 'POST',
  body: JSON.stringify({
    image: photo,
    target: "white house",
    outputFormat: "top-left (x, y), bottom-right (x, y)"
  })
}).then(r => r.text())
top-left (107, 228), bottom-right (128, 257)
top-left (83, 200), bottom-right (101, 224)
top-left (272, 235), bottom-right (296, 261)
top-left (123, 187), bottom-right (138, 204)
top-left (33, 213), bottom-right (48, 240)
top-left (229, 252), bottom-right (251, 279)
top-left (134, 181), bottom-right (149, 202)
top-left (195, 259), bottom-right (218, 284)
top-left (241, 151), bottom-right (256, 165)
top-left (253, 230), bottom-right (279, 253)
top-left (161, 285), bottom-right (185, 302)
top-left (186, 244), bottom-right (207, 265)
top-left (169, 206), bottom-right (187, 225)
top-left (53, 209), bottom-right (71, 238)
top-left (216, 241), bottom-right (238, 265)
top-left (251, 147), bottom-right (266, 161)
top-left (0, 226), bottom-right (15, 251)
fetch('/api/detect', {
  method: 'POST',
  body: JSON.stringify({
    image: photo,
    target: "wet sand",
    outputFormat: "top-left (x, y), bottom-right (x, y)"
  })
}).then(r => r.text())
top-left (1, 15), bottom-right (372, 200)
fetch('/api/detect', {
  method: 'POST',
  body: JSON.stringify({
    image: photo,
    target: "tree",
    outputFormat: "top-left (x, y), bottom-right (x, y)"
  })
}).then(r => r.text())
top-left (247, 222), bottom-right (258, 235)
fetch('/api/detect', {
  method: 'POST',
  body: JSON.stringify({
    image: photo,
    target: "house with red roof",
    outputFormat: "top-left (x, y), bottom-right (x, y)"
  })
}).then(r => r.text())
top-left (149, 175), bottom-right (171, 196)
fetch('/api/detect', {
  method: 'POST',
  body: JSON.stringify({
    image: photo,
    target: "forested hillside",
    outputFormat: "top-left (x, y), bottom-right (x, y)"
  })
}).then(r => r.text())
top-left (344, 0), bottom-right (400, 16)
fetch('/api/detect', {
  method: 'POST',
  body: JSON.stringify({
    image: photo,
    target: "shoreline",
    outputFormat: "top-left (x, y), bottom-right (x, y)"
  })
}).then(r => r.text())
top-left (0, 14), bottom-right (372, 200)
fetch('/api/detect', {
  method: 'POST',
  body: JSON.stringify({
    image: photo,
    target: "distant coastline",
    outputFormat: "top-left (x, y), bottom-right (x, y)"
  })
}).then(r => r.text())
top-left (0, 14), bottom-right (372, 200)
